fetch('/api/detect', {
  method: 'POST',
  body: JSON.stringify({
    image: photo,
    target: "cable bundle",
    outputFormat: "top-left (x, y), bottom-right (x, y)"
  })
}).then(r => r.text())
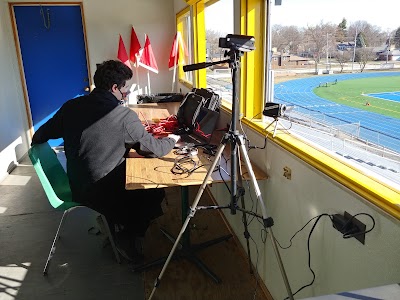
top-left (142, 114), bottom-right (179, 136)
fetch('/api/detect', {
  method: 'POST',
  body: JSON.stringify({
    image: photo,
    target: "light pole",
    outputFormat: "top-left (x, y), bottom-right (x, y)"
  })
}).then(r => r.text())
top-left (386, 34), bottom-right (391, 64)
top-left (326, 33), bottom-right (330, 71)
top-left (351, 27), bottom-right (357, 72)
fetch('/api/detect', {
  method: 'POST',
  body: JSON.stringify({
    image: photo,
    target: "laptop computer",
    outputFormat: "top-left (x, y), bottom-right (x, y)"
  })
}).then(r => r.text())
top-left (175, 105), bottom-right (219, 147)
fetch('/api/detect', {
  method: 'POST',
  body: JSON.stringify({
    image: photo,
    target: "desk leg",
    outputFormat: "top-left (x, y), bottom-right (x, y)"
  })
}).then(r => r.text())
top-left (133, 186), bottom-right (232, 283)
top-left (181, 186), bottom-right (190, 248)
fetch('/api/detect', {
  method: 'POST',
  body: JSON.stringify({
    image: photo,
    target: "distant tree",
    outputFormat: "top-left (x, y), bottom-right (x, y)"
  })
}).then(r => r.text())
top-left (354, 48), bottom-right (376, 72)
top-left (349, 21), bottom-right (385, 47)
top-left (356, 32), bottom-right (367, 47)
top-left (334, 50), bottom-right (351, 73)
top-left (394, 27), bottom-right (400, 48)
top-left (336, 18), bottom-right (347, 42)
top-left (271, 25), bottom-right (303, 54)
top-left (304, 21), bottom-right (336, 73)
top-left (206, 29), bottom-right (224, 62)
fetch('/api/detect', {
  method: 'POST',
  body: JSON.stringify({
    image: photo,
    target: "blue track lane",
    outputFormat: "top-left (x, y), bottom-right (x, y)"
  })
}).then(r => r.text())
top-left (274, 72), bottom-right (400, 152)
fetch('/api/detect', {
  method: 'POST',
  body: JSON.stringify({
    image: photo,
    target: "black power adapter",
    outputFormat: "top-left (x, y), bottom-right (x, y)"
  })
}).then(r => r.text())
top-left (332, 211), bottom-right (367, 244)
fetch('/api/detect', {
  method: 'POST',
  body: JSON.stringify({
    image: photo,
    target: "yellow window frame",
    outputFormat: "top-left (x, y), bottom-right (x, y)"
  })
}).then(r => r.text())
top-left (179, 0), bottom-right (400, 220)
top-left (186, 0), bottom-right (265, 117)
top-left (176, 7), bottom-right (193, 89)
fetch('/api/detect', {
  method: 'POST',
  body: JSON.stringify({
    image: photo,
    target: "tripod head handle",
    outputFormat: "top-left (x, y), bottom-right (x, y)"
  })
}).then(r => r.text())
top-left (183, 59), bottom-right (230, 72)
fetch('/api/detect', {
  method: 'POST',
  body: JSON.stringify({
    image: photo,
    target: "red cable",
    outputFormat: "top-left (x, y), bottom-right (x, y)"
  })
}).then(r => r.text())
top-left (142, 114), bottom-right (179, 136)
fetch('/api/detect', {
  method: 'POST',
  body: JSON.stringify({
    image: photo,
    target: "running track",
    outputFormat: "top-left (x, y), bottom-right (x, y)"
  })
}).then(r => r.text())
top-left (274, 72), bottom-right (400, 152)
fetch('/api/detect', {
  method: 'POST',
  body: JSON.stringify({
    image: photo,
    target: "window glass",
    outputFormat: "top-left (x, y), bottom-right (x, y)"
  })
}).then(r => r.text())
top-left (269, 0), bottom-right (400, 188)
top-left (204, 0), bottom-right (234, 103)
top-left (177, 10), bottom-right (193, 84)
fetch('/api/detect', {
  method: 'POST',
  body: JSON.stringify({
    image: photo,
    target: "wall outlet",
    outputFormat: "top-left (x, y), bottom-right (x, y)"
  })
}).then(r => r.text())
top-left (332, 211), bottom-right (367, 244)
top-left (283, 166), bottom-right (291, 179)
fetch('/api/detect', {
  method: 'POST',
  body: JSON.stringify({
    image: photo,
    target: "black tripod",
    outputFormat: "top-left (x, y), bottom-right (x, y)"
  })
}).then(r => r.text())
top-left (148, 41), bottom-right (294, 300)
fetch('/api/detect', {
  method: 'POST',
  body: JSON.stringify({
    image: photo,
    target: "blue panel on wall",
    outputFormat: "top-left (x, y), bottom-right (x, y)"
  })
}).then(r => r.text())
top-left (14, 5), bottom-right (89, 147)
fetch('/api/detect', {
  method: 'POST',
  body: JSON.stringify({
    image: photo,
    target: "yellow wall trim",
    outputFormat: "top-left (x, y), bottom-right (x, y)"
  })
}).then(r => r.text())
top-left (243, 117), bottom-right (400, 220)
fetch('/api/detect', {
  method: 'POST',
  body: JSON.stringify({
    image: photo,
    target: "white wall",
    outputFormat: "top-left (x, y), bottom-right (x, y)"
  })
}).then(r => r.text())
top-left (210, 111), bottom-right (400, 299)
top-left (0, 1), bottom-right (30, 181)
top-left (83, 0), bottom-right (177, 95)
top-left (0, 0), bottom-right (176, 180)
top-left (174, 0), bottom-right (187, 13)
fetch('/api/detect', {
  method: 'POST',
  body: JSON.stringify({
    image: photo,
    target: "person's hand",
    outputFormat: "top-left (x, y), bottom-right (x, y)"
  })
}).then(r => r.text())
top-left (167, 134), bottom-right (180, 143)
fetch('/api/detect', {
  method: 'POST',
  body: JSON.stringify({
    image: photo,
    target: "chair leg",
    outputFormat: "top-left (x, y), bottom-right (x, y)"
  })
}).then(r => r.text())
top-left (43, 210), bottom-right (70, 275)
top-left (100, 215), bottom-right (121, 264)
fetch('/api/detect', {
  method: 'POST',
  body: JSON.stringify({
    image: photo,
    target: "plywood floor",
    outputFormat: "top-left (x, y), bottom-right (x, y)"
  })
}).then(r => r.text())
top-left (142, 186), bottom-right (271, 300)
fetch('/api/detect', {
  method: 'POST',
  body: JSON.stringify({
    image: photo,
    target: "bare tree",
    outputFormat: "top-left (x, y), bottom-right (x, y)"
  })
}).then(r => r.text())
top-left (334, 50), bottom-right (351, 72)
top-left (394, 27), bottom-right (400, 48)
top-left (355, 48), bottom-right (376, 72)
top-left (304, 21), bottom-right (336, 73)
top-left (348, 21), bottom-right (385, 47)
top-left (272, 25), bottom-right (304, 54)
top-left (206, 29), bottom-right (224, 62)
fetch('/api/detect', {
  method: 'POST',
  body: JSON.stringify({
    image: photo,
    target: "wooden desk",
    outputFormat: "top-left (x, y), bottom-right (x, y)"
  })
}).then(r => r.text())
top-left (126, 103), bottom-right (268, 283)
top-left (127, 102), bottom-right (267, 189)
top-left (126, 148), bottom-right (267, 190)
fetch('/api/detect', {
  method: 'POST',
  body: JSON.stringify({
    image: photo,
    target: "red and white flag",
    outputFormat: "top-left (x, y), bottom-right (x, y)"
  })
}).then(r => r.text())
top-left (138, 34), bottom-right (158, 74)
top-left (129, 26), bottom-right (141, 66)
top-left (117, 35), bottom-right (131, 69)
top-left (168, 32), bottom-right (187, 70)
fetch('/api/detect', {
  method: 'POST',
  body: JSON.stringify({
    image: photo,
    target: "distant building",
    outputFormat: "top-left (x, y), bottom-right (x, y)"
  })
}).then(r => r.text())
top-left (337, 42), bottom-right (354, 51)
top-left (377, 50), bottom-right (400, 61)
top-left (271, 52), bottom-right (310, 68)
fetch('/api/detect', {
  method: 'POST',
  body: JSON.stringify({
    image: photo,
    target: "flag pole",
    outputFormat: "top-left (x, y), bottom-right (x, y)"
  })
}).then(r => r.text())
top-left (147, 70), bottom-right (151, 95)
top-left (171, 33), bottom-right (180, 92)
top-left (135, 56), bottom-right (141, 94)
top-left (171, 60), bottom-right (178, 92)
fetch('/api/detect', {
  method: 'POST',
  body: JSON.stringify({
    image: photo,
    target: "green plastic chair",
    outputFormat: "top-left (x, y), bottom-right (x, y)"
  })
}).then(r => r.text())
top-left (28, 142), bottom-right (121, 275)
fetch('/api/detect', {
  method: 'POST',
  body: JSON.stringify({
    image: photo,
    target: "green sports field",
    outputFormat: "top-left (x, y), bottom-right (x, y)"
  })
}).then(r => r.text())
top-left (313, 76), bottom-right (400, 119)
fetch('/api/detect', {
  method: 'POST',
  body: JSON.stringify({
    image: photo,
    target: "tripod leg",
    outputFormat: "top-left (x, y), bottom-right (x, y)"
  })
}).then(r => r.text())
top-left (148, 142), bottom-right (227, 300)
top-left (236, 153), bottom-right (253, 274)
top-left (273, 121), bottom-right (279, 137)
top-left (237, 135), bottom-right (294, 300)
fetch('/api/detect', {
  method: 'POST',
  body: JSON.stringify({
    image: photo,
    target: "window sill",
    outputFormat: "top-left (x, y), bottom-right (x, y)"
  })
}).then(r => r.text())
top-left (179, 78), bottom-right (193, 90)
top-left (241, 116), bottom-right (400, 220)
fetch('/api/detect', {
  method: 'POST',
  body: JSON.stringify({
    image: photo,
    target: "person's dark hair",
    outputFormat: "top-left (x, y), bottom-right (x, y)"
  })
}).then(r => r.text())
top-left (93, 60), bottom-right (133, 90)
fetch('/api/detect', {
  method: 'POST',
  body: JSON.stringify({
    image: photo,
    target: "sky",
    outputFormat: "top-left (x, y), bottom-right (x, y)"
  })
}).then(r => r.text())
top-left (272, 0), bottom-right (399, 31)
top-left (205, 0), bottom-right (400, 34)
top-left (205, 0), bottom-right (234, 34)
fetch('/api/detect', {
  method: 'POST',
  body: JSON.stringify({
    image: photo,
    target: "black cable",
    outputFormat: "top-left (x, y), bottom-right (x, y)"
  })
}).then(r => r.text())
top-left (278, 212), bottom-right (375, 299)
top-left (275, 214), bottom-right (332, 250)
top-left (249, 235), bottom-right (260, 300)
top-left (171, 155), bottom-right (203, 175)
top-left (218, 156), bottom-right (231, 194)
top-left (239, 113), bottom-right (269, 152)
top-left (283, 213), bottom-right (332, 299)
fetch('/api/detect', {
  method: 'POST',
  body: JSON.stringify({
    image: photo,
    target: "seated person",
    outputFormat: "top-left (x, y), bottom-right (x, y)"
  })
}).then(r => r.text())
top-left (32, 60), bottom-right (180, 261)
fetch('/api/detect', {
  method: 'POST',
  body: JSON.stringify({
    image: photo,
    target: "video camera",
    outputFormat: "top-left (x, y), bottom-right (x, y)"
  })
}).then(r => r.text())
top-left (263, 103), bottom-right (287, 118)
top-left (219, 34), bottom-right (255, 52)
